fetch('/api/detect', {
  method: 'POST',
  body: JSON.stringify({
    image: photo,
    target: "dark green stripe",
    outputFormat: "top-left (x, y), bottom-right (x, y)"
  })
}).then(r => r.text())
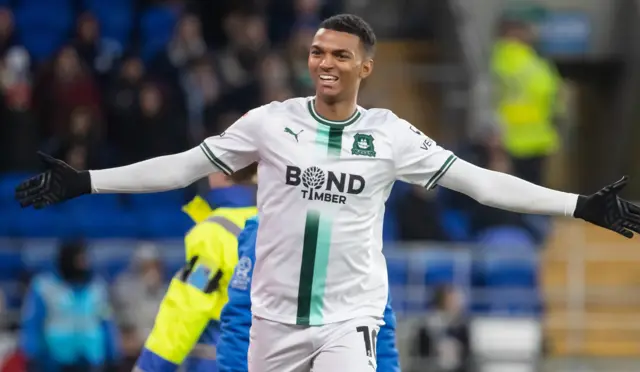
top-left (200, 143), bottom-right (233, 175)
top-left (425, 155), bottom-right (457, 189)
top-left (327, 127), bottom-right (344, 156)
top-left (296, 211), bottom-right (320, 325)
top-left (307, 100), bottom-right (361, 128)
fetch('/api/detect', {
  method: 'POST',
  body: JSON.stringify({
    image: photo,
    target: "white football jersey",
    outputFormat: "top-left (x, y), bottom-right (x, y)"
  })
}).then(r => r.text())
top-left (201, 97), bottom-right (457, 326)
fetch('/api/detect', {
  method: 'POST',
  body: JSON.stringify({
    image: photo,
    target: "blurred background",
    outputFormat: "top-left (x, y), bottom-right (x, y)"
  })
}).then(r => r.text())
top-left (0, 0), bottom-right (639, 371)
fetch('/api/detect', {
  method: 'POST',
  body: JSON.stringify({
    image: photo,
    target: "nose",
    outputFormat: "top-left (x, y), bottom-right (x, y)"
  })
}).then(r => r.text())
top-left (319, 56), bottom-right (334, 70)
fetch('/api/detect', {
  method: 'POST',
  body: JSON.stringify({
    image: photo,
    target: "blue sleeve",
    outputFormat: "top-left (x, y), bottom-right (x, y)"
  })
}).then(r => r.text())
top-left (20, 281), bottom-right (46, 362)
top-left (99, 281), bottom-right (121, 362)
top-left (101, 318), bottom-right (121, 362)
top-left (376, 292), bottom-right (401, 372)
top-left (217, 218), bottom-right (258, 372)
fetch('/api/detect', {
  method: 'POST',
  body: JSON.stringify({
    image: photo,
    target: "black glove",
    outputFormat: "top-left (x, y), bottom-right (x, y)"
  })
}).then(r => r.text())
top-left (573, 176), bottom-right (640, 239)
top-left (15, 152), bottom-right (92, 209)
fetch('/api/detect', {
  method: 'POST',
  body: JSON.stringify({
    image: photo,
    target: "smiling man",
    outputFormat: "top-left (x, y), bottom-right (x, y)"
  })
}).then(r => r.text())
top-left (15, 13), bottom-right (640, 372)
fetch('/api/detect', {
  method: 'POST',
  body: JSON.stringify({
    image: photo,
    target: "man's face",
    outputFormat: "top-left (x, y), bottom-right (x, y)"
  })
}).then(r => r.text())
top-left (308, 28), bottom-right (372, 101)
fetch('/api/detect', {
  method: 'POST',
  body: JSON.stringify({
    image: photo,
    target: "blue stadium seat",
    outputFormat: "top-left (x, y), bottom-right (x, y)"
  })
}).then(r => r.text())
top-left (14, 1), bottom-right (74, 62)
top-left (83, 0), bottom-right (133, 48)
top-left (140, 4), bottom-right (180, 63)
top-left (0, 174), bottom-right (32, 205)
top-left (89, 240), bottom-right (137, 281)
top-left (21, 239), bottom-right (59, 272)
top-left (0, 243), bottom-right (23, 281)
top-left (136, 209), bottom-right (193, 239)
top-left (0, 280), bottom-right (22, 309)
top-left (63, 194), bottom-right (124, 211)
top-left (13, 207), bottom-right (75, 238)
top-left (422, 255), bottom-right (456, 285)
top-left (481, 257), bottom-right (538, 288)
top-left (475, 227), bottom-right (538, 288)
top-left (385, 255), bottom-right (408, 286)
top-left (128, 190), bottom-right (187, 209)
top-left (69, 208), bottom-right (140, 239)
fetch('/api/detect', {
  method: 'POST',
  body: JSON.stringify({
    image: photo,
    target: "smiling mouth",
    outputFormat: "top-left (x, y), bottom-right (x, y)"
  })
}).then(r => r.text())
top-left (319, 74), bottom-right (339, 83)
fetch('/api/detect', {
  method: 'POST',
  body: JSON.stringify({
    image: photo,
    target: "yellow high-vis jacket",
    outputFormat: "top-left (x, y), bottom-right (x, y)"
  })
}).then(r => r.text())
top-left (135, 194), bottom-right (257, 372)
top-left (493, 39), bottom-right (562, 158)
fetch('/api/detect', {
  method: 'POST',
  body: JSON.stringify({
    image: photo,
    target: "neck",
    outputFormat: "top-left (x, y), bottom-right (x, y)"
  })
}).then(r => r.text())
top-left (314, 94), bottom-right (358, 122)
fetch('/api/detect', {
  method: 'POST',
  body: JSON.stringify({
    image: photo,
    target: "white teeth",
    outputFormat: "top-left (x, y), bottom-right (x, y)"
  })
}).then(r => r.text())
top-left (320, 75), bottom-right (338, 81)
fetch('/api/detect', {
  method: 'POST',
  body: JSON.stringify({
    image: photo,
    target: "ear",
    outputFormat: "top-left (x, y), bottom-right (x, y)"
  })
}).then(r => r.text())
top-left (360, 58), bottom-right (374, 79)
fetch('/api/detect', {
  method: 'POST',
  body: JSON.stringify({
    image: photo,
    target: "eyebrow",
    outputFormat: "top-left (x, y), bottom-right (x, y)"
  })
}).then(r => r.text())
top-left (311, 45), bottom-right (354, 56)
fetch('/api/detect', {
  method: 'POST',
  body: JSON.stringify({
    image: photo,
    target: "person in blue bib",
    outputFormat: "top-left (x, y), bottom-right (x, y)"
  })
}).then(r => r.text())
top-left (217, 216), bottom-right (401, 372)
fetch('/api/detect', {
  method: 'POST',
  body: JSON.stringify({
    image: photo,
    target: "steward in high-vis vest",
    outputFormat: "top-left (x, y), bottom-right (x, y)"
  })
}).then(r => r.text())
top-left (492, 17), bottom-right (563, 184)
top-left (135, 164), bottom-right (258, 372)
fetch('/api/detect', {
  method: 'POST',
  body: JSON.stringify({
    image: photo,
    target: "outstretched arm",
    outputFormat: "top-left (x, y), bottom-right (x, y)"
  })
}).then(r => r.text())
top-left (16, 106), bottom-right (264, 208)
top-left (438, 159), bottom-right (578, 216)
top-left (90, 147), bottom-right (215, 193)
top-left (394, 119), bottom-right (640, 239)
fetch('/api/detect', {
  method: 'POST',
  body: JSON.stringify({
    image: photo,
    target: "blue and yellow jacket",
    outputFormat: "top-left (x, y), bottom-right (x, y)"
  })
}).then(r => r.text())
top-left (20, 271), bottom-right (120, 372)
top-left (217, 217), bottom-right (402, 372)
top-left (136, 186), bottom-right (256, 372)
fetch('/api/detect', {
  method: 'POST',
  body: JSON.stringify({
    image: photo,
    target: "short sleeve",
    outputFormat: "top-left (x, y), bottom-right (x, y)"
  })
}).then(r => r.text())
top-left (394, 120), bottom-right (458, 189)
top-left (199, 107), bottom-right (263, 175)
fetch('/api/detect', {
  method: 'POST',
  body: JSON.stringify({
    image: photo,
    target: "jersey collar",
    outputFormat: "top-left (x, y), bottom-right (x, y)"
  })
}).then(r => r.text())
top-left (307, 98), bottom-right (362, 127)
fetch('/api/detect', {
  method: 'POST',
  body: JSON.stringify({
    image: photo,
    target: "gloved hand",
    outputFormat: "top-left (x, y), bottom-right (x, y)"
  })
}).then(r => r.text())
top-left (15, 152), bottom-right (92, 209)
top-left (573, 176), bottom-right (640, 238)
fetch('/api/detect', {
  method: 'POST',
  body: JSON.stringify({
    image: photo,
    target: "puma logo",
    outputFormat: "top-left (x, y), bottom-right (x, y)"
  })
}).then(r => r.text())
top-left (284, 127), bottom-right (303, 142)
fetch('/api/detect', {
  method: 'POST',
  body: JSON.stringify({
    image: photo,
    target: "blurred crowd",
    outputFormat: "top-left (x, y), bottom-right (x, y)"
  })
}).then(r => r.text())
top-left (0, 0), bottom-right (560, 246)
top-left (0, 0), bottom-right (566, 370)
top-left (0, 0), bottom-right (342, 172)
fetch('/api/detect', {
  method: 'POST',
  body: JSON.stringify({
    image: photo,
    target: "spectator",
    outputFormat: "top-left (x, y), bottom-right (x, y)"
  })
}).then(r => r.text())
top-left (287, 25), bottom-right (315, 96)
top-left (112, 243), bottom-right (166, 365)
top-left (121, 81), bottom-right (187, 162)
top-left (396, 186), bottom-right (449, 242)
top-left (258, 51), bottom-right (294, 103)
top-left (216, 11), bottom-right (268, 112)
top-left (34, 45), bottom-right (102, 140)
top-left (19, 241), bottom-right (120, 372)
top-left (182, 55), bottom-right (223, 141)
top-left (411, 285), bottom-right (471, 372)
top-left (492, 16), bottom-right (563, 185)
top-left (0, 7), bottom-right (14, 58)
top-left (166, 13), bottom-right (207, 71)
top-left (73, 12), bottom-right (122, 82)
top-left (106, 55), bottom-right (145, 165)
top-left (45, 106), bottom-right (107, 170)
top-left (0, 47), bottom-right (39, 171)
top-left (293, 0), bottom-right (322, 31)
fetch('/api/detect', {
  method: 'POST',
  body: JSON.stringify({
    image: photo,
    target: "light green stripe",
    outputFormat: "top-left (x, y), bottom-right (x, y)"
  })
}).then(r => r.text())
top-left (309, 214), bottom-right (332, 325)
top-left (315, 124), bottom-right (330, 148)
top-left (315, 124), bottom-right (344, 157)
top-left (425, 155), bottom-right (457, 189)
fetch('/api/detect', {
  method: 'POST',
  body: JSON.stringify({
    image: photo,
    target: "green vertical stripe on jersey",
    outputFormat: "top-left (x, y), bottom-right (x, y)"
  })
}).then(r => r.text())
top-left (297, 210), bottom-right (320, 325)
top-left (327, 127), bottom-right (343, 157)
top-left (315, 124), bottom-right (344, 157)
top-left (309, 214), bottom-right (332, 325)
top-left (425, 154), bottom-right (458, 189)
